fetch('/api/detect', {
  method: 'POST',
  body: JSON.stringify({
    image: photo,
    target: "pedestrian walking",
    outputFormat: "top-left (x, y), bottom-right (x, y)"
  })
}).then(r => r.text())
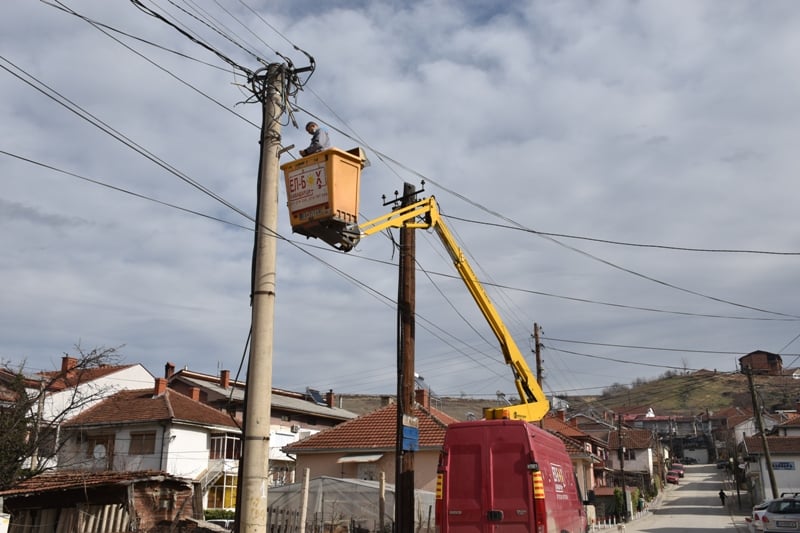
top-left (718, 489), bottom-right (726, 506)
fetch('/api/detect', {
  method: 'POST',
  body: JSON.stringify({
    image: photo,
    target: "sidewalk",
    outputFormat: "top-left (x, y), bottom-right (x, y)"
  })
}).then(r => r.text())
top-left (589, 492), bottom-right (663, 531)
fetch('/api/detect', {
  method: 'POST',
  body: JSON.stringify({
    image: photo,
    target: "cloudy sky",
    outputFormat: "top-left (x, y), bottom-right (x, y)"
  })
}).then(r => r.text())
top-left (3, 1), bottom-right (799, 405)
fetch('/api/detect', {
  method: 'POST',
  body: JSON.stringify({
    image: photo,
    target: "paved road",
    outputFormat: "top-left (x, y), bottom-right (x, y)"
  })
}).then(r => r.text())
top-left (620, 464), bottom-right (750, 533)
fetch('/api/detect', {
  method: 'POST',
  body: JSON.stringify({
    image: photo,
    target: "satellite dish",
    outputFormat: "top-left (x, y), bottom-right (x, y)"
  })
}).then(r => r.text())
top-left (93, 444), bottom-right (107, 459)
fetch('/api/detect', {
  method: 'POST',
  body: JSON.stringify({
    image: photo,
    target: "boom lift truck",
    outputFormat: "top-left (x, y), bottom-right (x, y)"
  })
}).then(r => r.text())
top-left (281, 148), bottom-right (588, 533)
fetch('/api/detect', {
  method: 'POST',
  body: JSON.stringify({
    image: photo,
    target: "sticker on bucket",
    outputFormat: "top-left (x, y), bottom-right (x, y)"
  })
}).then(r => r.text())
top-left (286, 161), bottom-right (329, 212)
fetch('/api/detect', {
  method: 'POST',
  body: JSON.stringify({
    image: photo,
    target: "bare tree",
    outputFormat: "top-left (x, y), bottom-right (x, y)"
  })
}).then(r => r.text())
top-left (0, 345), bottom-right (123, 490)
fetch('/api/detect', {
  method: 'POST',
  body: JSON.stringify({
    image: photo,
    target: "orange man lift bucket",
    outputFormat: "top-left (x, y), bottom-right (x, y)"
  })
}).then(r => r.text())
top-left (280, 147), bottom-right (367, 251)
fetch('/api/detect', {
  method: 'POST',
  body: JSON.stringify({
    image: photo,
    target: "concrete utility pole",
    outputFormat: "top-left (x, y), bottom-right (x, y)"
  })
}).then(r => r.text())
top-left (395, 182), bottom-right (418, 533)
top-left (618, 414), bottom-right (629, 522)
top-left (238, 63), bottom-right (284, 533)
top-left (743, 365), bottom-right (779, 499)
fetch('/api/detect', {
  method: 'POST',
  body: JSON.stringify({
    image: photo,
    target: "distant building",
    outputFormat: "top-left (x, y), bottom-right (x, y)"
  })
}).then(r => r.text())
top-left (739, 350), bottom-right (782, 375)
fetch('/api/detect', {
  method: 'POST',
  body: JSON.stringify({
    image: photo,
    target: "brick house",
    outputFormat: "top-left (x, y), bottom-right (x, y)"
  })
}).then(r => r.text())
top-left (739, 350), bottom-right (783, 375)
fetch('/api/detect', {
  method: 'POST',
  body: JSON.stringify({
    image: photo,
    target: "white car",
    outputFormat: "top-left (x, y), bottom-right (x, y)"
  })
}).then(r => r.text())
top-left (750, 501), bottom-right (771, 532)
top-left (761, 496), bottom-right (800, 533)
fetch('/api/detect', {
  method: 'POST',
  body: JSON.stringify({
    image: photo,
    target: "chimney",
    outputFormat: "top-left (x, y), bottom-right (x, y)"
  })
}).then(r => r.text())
top-left (557, 409), bottom-right (566, 421)
top-left (415, 388), bottom-right (430, 409)
top-left (165, 362), bottom-right (175, 379)
top-left (326, 389), bottom-right (335, 408)
top-left (220, 369), bottom-right (230, 389)
top-left (381, 395), bottom-right (395, 406)
top-left (61, 356), bottom-right (78, 373)
top-left (190, 387), bottom-right (200, 401)
top-left (154, 378), bottom-right (168, 396)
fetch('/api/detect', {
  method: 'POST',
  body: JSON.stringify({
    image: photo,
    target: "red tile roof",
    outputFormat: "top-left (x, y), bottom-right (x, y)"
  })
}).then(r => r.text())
top-left (550, 431), bottom-right (586, 456)
top-left (542, 413), bottom-right (589, 439)
top-left (284, 403), bottom-right (457, 453)
top-left (0, 368), bottom-right (41, 394)
top-left (744, 436), bottom-right (800, 454)
top-left (778, 413), bottom-right (800, 427)
top-left (727, 413), bottom-right (754, 428)
top-left (0, 470), bottom-right (188, 497)
top-left (62, 388), bottom-right (239, 430)
top-left (607, 428), bottom-right (655, 450)
top-left (38, 365), bottom-right (137, 392)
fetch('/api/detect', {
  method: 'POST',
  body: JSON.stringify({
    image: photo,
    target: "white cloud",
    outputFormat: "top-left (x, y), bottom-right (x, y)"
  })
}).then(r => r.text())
top-left (2, 1), bottom-right (799, 404)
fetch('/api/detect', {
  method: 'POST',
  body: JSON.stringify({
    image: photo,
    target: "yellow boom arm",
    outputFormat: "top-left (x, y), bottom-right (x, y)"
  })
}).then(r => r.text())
top-left (358, 197), bottom-right (550, 422)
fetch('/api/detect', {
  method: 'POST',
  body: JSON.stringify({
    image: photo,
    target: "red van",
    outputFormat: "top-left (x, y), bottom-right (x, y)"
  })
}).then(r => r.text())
top-left (436, 419), bottom-right (588, 533)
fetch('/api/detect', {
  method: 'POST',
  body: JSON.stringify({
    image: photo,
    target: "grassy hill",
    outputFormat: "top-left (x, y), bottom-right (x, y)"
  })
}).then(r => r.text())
top-left (338, 369), bottom-right (800, 421)
top-left (572, 369), bottom-right (800, 415)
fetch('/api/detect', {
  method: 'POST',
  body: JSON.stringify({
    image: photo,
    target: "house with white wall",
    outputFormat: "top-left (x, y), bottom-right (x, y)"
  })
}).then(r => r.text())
top-left (7, 355), bottom-right (154, 470)
top-left (163, 362), bottom-right (358, 486)
top-left (57, 377), bottom-right (241, 511)
top-left (599, 426), bottom-right (662, 495)
top-left (742, 435), bottom-right (800, 503)
top-left (36, 356), bottom-right (154, 422)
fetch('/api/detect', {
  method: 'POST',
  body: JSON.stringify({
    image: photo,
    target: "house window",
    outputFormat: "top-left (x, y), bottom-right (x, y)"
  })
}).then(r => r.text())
top-left (624, 449), bottom-right (636, 461)
top-left (86, 434), bottom-right (114, 458)
top-left (210, 433), bottom-right (241, 460)
top-left (85, 434), bottom-right (115, 469)
top-left (38, 426), bottom-right (58, 458)
top-left (129, 432), bottom-right (156, 455)
top-left (207, 474), bottom-right (238, 510)
top-left (357, 463), bottom-right (378, 481)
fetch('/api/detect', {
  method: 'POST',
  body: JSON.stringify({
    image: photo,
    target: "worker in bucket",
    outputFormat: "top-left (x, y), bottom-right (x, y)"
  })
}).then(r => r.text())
top-left (299, 121), bottom-right (330, 157)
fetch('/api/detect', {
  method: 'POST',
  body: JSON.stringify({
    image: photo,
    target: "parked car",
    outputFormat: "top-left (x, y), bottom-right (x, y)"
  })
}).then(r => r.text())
top-left (681, 457), bottom-right (698, 464)
top-left (666, 470), bottom-right (680, 485)
top-left (760, 495), bottom-right (800, 533)
top-left (750, 500), bottom-right (772, 532)
top-left (671, 462), bottom-right (685, 477)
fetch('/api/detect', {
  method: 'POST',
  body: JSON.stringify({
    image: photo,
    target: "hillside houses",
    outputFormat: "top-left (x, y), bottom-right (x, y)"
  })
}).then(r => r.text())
top-left (3, 353), bottom-right (800, 529)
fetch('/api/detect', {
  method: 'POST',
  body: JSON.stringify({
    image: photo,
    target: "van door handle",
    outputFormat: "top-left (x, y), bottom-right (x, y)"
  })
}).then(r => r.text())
top-left (487, 510), bottom-right (503, 521)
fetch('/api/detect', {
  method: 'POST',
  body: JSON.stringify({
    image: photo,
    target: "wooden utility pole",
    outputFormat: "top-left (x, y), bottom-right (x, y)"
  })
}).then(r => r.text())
top-left (395, 182), bottom-right (418, 533)
top-left (238, 63), bottom-right (284, 533)
top-left (533, 323), bottom-right (543, 429)
top-left (744, 365), bottom-right (779, 499)
top-left (533, 323), bottom-right (543, 388)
